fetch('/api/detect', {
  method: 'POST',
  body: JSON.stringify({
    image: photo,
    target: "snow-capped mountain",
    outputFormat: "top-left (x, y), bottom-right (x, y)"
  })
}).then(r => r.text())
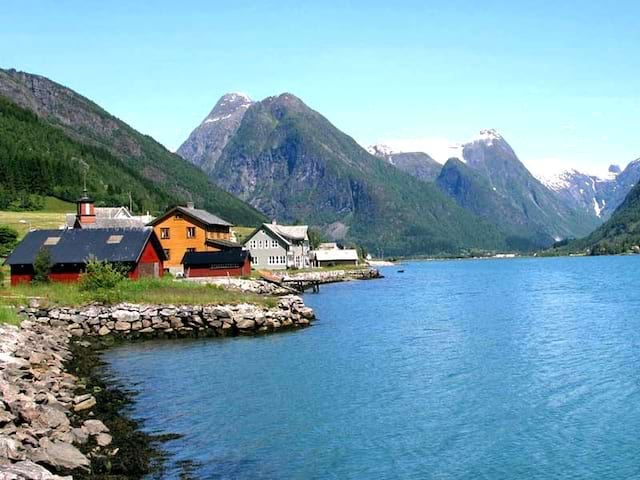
top-left (177, 92), bottom-right (254, 173)
top-left (539, 161), bottom-right (640, 219)
top-left (367, 143), bottom-right (442, 181)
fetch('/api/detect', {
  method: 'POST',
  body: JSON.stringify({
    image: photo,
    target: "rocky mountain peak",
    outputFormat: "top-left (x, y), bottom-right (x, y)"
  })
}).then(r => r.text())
top-left (367, 143), bottom-right (395, 160)
top-left (177, 92), bottom-right (254, 172)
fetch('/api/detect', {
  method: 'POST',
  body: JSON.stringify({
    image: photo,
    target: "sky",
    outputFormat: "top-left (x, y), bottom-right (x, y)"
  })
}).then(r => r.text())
top-left (1, 0), bottom-right (639, 177)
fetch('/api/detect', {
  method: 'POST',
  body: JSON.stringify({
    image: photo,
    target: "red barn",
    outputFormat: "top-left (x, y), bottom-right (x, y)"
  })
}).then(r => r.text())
top-left (182, 250), bottom-right (251, 278)
top-left (5, 228), bottom-right (166, 285)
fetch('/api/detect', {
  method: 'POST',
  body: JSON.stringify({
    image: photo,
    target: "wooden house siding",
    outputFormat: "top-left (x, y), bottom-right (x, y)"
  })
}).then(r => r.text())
top-left (152, 214), bottom-right (232, 269)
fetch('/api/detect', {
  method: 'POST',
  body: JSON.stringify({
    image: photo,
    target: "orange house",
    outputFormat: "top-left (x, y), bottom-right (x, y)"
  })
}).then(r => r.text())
top-left (148, 203), bottom-right (235, 272)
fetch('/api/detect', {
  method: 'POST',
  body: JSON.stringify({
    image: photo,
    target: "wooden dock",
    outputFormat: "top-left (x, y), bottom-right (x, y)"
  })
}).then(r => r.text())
top-left (257, 271), bottom-right (321, 293)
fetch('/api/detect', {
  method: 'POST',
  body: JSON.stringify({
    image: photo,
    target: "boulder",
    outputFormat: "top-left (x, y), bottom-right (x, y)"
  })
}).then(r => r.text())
top-left (82, 420), bottom-right (108, 435)
top-left (95, 433), bottom-right (112, 447)
top-left (236, 319), bottom-right (256, 330)
top-left (31, 439), bottom-right (90, 471)
top-left (73, 397), bottom-right (96, 412)
top-left (98, 326), bottom-right (110, 336)
top-left (0, 435), bottom-right (22, 461)
top-left (111, 310), bottom-right (140, 323)
top-left (0, 460), bottom-right (72, 479)
top-left (114, 321), bottom-right (131, 332)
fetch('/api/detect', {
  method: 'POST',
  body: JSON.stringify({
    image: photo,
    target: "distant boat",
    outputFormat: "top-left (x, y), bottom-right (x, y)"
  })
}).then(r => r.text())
top-left (397, 269), bottom-right (405, 273)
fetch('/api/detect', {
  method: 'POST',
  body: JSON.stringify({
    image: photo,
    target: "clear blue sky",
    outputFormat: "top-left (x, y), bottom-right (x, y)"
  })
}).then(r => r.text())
top-left (2, 1), bottom-right (639, 176)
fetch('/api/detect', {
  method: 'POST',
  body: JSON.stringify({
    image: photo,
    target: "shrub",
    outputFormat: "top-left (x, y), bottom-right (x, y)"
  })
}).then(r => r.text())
top-left (33, 248), bottom-right (52, 283)
top-left (79, 257), bottom-right (127, 292)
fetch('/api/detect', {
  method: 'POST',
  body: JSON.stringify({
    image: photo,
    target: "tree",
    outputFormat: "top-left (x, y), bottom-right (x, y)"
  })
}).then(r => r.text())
top-left (308, 227), bottom-right (325, 250)
top-left (0, 226), bottom-right (18, 256)
top-left (33, 248), bottom-right (52, 283)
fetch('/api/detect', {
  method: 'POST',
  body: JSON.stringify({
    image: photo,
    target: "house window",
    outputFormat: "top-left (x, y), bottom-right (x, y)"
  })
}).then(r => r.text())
top-left (281, 256), bottom-right (286, 264)
top-left (186, 227), bottom-right (196, 238)
top-left (271, 239), bottom-right (278, 248)
top-left (250, 240), bottom-right (257, 249)
top-left (252, 256), bottom-right (258, 265)
top-left (163, 249), bottom-right (171, 260)
top-left (160, 228), bottom-right (170, 239)
top-left (258, 240), bottom-right (263, 249)
top-left (106, 234), bottom-right (123, 244)
top-left (186, 248), bottom-right (196, 253)
top-left (43, 237), bottom-right (60, 246)
top-left (175, 213), bottom-right (183, 220)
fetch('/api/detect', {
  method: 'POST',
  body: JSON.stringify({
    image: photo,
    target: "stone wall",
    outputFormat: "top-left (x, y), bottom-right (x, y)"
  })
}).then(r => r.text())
top-left (17, 295), bottom-right (315, 339)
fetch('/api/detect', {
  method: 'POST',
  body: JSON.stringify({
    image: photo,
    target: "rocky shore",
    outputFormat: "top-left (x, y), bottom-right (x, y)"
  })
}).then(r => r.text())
top-left (17, 295), bottom-right (314, 338)
top-left (0, 296), bottom-right (314, 479)
top-left (190, 267), bottom-right (382, 294)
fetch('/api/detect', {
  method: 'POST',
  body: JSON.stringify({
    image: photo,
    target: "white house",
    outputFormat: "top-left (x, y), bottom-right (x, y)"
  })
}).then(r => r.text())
top-left (310, 243), bottom-right (359, 267)
top-left (244, 222), bottom-right (310, 270)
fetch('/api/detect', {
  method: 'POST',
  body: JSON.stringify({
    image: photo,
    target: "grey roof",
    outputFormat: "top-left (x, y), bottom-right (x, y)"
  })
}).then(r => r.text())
top-left (5, 228), bottom-right (165, 266)
top-left (149, 206), bottom-right (232, 227)
top-left (205, 238), bottom-right (243, 250)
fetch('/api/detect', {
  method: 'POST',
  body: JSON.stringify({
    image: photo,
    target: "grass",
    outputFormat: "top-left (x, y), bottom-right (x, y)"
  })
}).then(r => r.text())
top-left (0, 276), bottom-right (278, 308)
top-left (0, 196), bottom-right (74, 239)
top-left (232, 226), bottom-right (256, 244)
top-left (0, 306), bottom-right (20, 326)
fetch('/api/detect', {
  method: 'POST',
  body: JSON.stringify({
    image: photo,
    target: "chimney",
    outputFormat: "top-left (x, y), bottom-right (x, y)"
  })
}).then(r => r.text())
top-left (76, 189), bottom-right (96, 225)
top-left (186, 202), bottom-right (195, 209)
top-left (272, 219), bottom-right (277, 225)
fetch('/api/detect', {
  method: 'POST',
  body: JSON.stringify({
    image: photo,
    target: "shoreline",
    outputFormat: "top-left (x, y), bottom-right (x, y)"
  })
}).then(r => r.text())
top-left (0, 296), bottom-right (315, 479)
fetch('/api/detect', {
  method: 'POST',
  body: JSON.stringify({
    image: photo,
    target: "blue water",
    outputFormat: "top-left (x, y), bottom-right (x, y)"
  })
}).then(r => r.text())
top-left (103, 256), bottom-right (640, 479)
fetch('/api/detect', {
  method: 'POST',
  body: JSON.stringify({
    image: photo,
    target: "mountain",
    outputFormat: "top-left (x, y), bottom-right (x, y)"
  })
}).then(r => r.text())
top-left (434, 129), bottom-right (601, 248)
top-left (177, 93), bottom-right (254, 174)
top-left (0, 68), bottom-right (265, 226)
top-left (367, 144), bottom-right (442, 182)
top-left (540, 161), bottom-right (640, 219)
top-left (179, 93), bottom-right (507, 256)
top-left (436, 158), bottom-right (553, 249)
top-left (558, 180), bottom-right (640, 255)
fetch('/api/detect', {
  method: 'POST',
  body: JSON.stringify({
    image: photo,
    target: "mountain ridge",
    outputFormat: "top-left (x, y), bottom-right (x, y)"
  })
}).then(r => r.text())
top-left (0, 68), bottom-right (266, 226)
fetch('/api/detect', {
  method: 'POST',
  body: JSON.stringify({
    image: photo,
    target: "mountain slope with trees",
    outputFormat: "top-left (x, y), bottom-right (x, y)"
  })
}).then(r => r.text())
top-left (0, 68), bottom-right (265, 226)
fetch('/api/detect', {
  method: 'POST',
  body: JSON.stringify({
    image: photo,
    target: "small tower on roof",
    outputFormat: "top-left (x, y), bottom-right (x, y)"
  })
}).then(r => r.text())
top-left (76, 189), bottom-right (96, 225)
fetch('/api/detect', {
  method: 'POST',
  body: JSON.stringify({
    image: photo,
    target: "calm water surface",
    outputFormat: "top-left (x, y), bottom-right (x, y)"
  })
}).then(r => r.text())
top-left (103, 256), bottom-right (640, 479)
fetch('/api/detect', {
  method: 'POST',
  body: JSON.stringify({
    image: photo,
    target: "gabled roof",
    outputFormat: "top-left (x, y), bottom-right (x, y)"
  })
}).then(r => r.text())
top-left (243, 223), bottom-right (309, 247)
top-left (311, 248), bottom-right (359, 262)
top-left (182, 249), bottom-right (249, 266)
top-left (5, 228), bottom-right (166, 266)
top-left (65, 213), bottom-right (148, 230)
top-left (268, 224), bottom-right (308, 241)
top-left (148, 205), bottom-right (232, 228)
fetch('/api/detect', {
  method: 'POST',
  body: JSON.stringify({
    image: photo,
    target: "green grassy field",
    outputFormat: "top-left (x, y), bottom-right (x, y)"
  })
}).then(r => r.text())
top-left (0, 276), bottom-right (276, 308)
top-left (0, 197), bottom-right (73, 238)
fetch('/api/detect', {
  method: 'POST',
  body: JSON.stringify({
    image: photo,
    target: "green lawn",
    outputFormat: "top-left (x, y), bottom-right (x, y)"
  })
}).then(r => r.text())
top-left (0, 305), bottom-right (20, 326)
top-left (0, 196), bottom-right (73, 239)
top-left (0, 276), bottom-right (277, 308)
top-left (232, 226), bottom-right (256, 244)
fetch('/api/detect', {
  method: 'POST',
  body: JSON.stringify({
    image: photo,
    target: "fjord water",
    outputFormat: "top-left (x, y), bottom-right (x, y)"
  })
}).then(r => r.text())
top-left (104, 256), bottom-right (640, 479)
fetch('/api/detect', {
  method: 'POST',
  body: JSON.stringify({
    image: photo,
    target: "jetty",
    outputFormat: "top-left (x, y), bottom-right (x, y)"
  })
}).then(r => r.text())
top-left (258, 270), bottom-right (321, 293)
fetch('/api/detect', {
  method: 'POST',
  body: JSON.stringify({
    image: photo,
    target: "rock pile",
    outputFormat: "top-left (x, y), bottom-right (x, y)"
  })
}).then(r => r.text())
top-left (18, 295), bottom-right (314, 339)
top-left (0, 322), bottom-right (114, 479)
